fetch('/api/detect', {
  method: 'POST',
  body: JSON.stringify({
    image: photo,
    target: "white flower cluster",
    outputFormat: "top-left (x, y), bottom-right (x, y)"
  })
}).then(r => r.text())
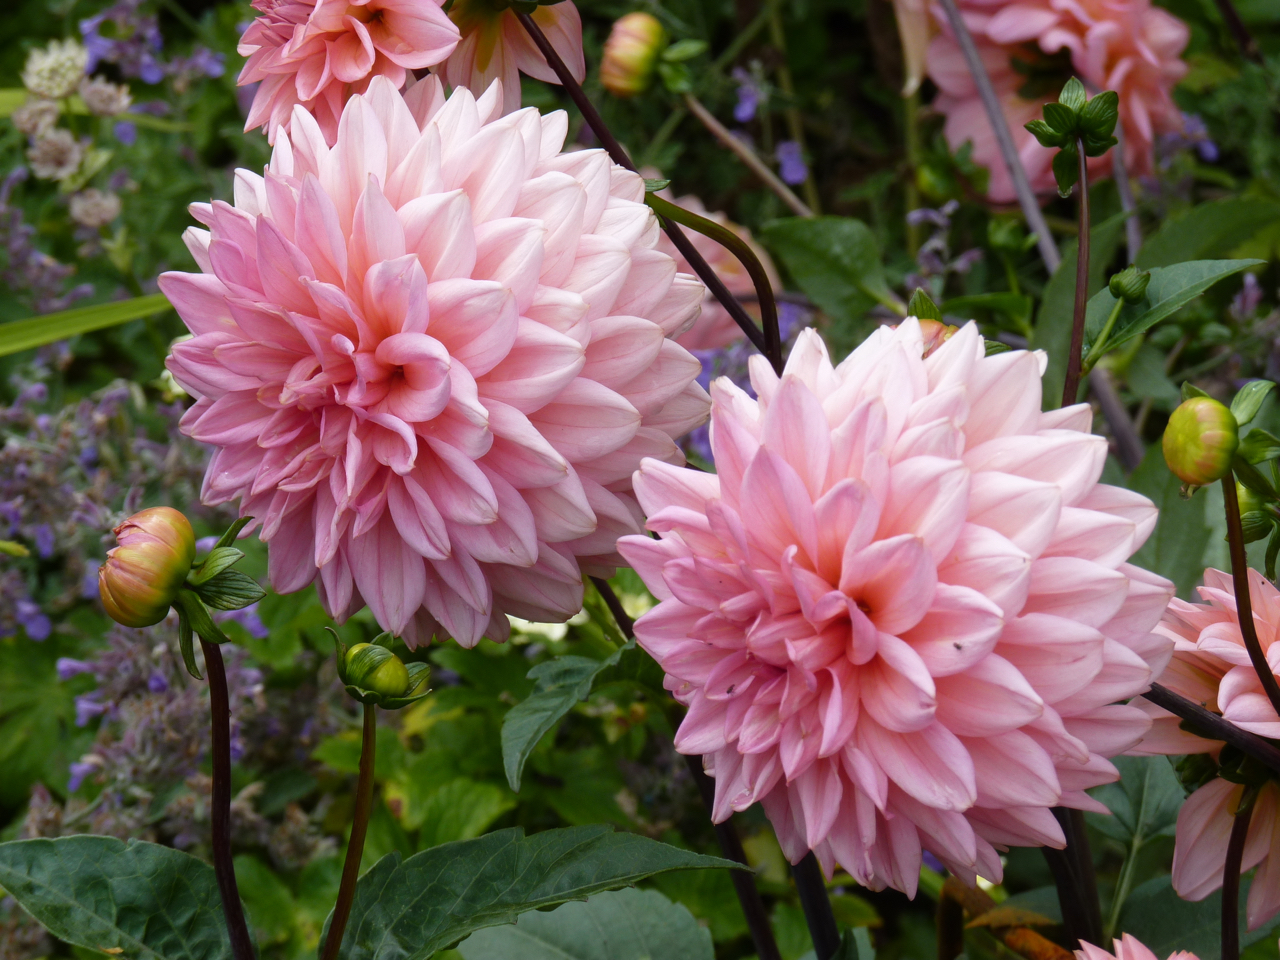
top-left (21, 39), bottom-right (90, 100)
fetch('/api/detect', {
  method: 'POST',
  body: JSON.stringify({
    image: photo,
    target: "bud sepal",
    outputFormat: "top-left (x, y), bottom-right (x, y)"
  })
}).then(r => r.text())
top-left (333, 631), bottom-right (430, 709)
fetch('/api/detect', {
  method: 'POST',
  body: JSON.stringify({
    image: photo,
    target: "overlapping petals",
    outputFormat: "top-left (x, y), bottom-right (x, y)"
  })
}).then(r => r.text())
top-left (618, 321), bottom-right (1174, 894)
top-left (237, 0), bottom-right (460, 142)
top-left (1133, 568), bottom-right (1280, 929)
top-left (927, 0), bottom-right (1188, 202)
top-left (1078, 933), bottom-right (1201, 960)
top-left (161, 75), bottom-right (709, 648)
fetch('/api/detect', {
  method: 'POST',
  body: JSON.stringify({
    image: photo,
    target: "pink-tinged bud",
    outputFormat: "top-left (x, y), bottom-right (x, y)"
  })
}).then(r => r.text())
top-left (918, 319), bottom-right (958, 358)
top-left (1163, 397), bottom-right (1239, 487)
top-left (601, 13), bottom-right (666, 97)
top-left (98, 507), bottom-right (196, 627)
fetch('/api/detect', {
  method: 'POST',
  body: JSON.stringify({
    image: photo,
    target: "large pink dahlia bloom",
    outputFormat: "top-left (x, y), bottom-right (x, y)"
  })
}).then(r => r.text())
top-left (1078, 934), bottom-right (1200, 960)
top-left (927, 0), bottom-right (1189, 202)
top-left (1132, 568), bottom-right (1280, 929)
top-left (617, 321), bottom-right (1175, 894)
top-left (160, 75), bottom-right (709, 648)
top-left (237, 0), bottom-right (460, 143)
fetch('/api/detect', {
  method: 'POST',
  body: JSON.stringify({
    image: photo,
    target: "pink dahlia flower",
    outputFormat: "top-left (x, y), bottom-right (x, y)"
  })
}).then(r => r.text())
top-left (237, 0), bottom-right (460, 143)
top-left (160, 75), bottom-right (709, 648)
top-left (439, 0), bottom-right (585, 116)
top-left (1132, 567), bottom-right (1280, 929)
top-left (618, 321), bottom-right (1174, 894)
top-left (927, 0), bottom-right (1189, 202)
top-left (1078, 934), bottom-right (1200, 960)
top-left (648, 191), bottom-right (780, 353)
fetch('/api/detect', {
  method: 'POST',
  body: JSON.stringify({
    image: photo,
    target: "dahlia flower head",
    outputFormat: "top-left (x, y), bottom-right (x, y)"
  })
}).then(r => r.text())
top-left (160, 75), bottom-right (710, 648)
top-left (927, 0), bottom-right (1189, 202)
top-left (1078, 934), bottom-right (1200, 960)
top-left (1132, 567), bottom-right (1280, 930)
top-left (618, 321), bottom-right (1175, 894)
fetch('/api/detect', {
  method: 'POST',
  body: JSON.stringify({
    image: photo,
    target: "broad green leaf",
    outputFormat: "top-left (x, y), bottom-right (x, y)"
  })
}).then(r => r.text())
top-left (415, 777), bottom-right (515, 848)
top-left (1240, 428), bottom-right (1280, 463)
top-left (1085, 756), bottom-right (1182, 845)
top-left (0, 294), bottom-right (171, 358)
top-left (1081, 259), bottom-right (1263, 358)
top-left (1126, 344), bottom-right (1181, 408)
top-left (234, 854), bottom-right (297, 947)
top-left (1231, 379), bottom-right (1276, 426)
top-left (1137, 197), bottom-right (1280, 269)
top-left (943, 292), bottom-right (1032, 323)
top-left (503, 644), bottom-right (630, 791)
top-left (332, 825), bottom-right (738, 960)
top-left (761, 218), bottom-right (901, 352)
top-left (456, 887), bottom-right (713, 960)
top-left (0, 637), bottom-right (87, 805)
top-left (1120, 875), bottom-right (1279, 960)
top-left (1128, 443), bottom-right (1211, 598)
top-left (652, 867), bottom-right (748, 942)
top-left (0, 836), bottom-right (232, 960)
top-left (1031, 212), bottom-right (1125, 408)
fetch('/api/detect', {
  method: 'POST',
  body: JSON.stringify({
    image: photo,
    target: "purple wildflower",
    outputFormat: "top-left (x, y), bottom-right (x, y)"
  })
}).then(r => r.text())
top-left (775, 140), bottom-right (808, 185)
top-left (16, 599), bottom-right (51, 641)
top-left (732, 68), bottom-right (761, 123)
top-left (67, 759), bottom-right (99, 792)
top-left (57, 657), bottom-right (95, 681)
top-left (75, 694), bottom-right (107, 727)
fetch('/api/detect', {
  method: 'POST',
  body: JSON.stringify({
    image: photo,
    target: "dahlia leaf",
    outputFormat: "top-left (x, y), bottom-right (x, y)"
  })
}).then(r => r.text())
top-left (1239, 428), bottom-right (1280, 464)
top-left (1230, 379), bottom-right (1276, 426)
top-left (1128, 444), bottom-right (1212, 599)
top-left (193, 569), bottom-right (267, 611)
top-left (0, 836), bottom-right (232, 960)
top-left (1119, 875), bottom-right (1275, 960)
top-left (1137, 197), bottom-right (1280, 269)
top-left (0, 293), bottom-right (170, 359)
top-left (1057, 76), bottom-right (1087, 113)
top-left (326, 825), bottom-right (738, 960)
top-left (1085, 756), bottom-right (1183, 846)
top-left (1080, 259), bottom-right (1264, 359)
top-left (188, 546), bottom-right (245, 586)
top-left (455, 888), bottom-right (713, 960)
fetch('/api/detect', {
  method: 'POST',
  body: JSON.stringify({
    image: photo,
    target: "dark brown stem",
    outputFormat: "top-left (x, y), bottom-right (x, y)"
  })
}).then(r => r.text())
top-left (1212, 0), bottom-right (1262, 63)
top-left (514, 10), bottom-right (783, 374)
top-left (321, 703), bottom-right (377, 960)
top-left (201, 638), bottom-right (256, 960)
top-left (1222, 796), bottom-right (1254, 960)
top-left (1223, 475), bottom-right (1280, 718)
top-left (590, 576), bottom-right (634, 639)
top-left (792, 852), bottom-right (841, 960)
top-left (1063, 140), bottom-right (1090, 407)
top-left (1042, 832), bottom-right (1092, 950)
top-left (937, 889), bottom-right (965, 960)
top-left (1067, 808), bottom-right (1103, 946)
top-left (1142, 683), bottom-right (1280, 775)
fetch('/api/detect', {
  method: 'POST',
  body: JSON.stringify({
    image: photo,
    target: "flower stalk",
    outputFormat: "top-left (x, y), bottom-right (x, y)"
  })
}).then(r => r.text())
top-left (202, 637), bottom-right (257, 960)
top-left (792, 852), bottom-right (841, 960)
top-left (321, 703), bottom-right (377, 960)
top-left (1222, 476), bottom-right (1280, 718)
top-left (1221, 792), bottom-right (1255, 960)
top-left (1142, 683), bottom-right (1280, 777)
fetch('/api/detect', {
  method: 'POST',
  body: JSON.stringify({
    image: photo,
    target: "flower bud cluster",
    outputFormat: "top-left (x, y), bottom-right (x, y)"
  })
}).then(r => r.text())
top-left (334, 633), bottom-right (430, 709)
top-left (21, 40), bottom-right (90, 100)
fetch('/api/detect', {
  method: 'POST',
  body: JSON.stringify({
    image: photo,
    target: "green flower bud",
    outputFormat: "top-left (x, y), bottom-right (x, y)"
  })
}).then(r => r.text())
top-left (98, 507), bottom-right (196, 627)
top-left (600, 13), bottom-right (666, 97)
top-left (1237, 482), bottom-right (1276, 543)
top-left (344, 642), bottom-right (411, 697)
top-left (1108, 266), bottom-right (1151, 305)
top-left (1163, 397), bottom-right (1239, 487)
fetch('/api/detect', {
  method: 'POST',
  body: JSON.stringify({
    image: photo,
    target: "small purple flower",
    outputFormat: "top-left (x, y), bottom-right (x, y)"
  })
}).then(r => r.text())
top-left (75, 694), bottom-right (108, 727)
top-left (195, 535), bottom-right (219, 554)
top-left (922, 850), bottom-right (945, 874)
top-left (16, 382), bottom-right (47, 406)
top-left (57, 657), bottom-right (95, 681)
top-left (114, 121), bottom-right (137, 146)
top-left (147, 670), bottom-right (169, 693)
top-left (33, 523), bottom-right (54, 559)
top-left (732, 68), bottom-right (761, 123)
top-left (1231, 273), bottom-right (1263, 322)
top-left (16, 599), bottom-right (51, 641)
top-left (775, 141), bottom-right (808, 186)
top-left (220, 603), bottom-right (269, 640)
top-left (68, 759), bottom-right (99, 792)
top-left (83, 559), bottom-right (102, 599)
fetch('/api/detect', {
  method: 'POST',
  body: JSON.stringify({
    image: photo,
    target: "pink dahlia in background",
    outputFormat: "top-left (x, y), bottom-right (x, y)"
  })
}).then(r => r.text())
top-left (160, 75), bottom-right (709, 648)
top-left (648, 190), bottom-right (780, 352)
top-left (439, 0), bottom-right (585, 115)
top-left (927, 0), bottom-right (1189, 202)
top-left (618, 321), bottom-right (1175, 894)
top-left (1078, 934), bottom-right (1200, 960)
top-left (237, 0), bottom-right (459, 142)
top-left (1131, 567), bottom-right (1280, 930)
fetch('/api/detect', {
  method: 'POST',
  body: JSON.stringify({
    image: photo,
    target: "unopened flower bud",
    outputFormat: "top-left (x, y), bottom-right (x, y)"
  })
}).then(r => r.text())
top-left (601, 13), bottom-right (666, 98)
top-left (99, 507), bottom-right (196, 627)
top-left (344, 642), bottom-right (411, 697)
top-left (1163, 397), bottom-right (1239, 487)
top-left (1108, 266), bottom-right (1151, 304)
top-left (1237, 482), bottom-right (1274, 543)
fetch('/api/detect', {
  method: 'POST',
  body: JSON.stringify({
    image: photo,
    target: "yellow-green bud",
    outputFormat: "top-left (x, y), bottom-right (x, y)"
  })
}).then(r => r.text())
top-left (1108, 266), bottom-right (1151, 305)
top-left (1163, 397), bottom-right (1239, 487)
top-left (600, 13), bottom-right (666, 98)
top-left (344, 643), bottom-right (410, 697)
top-left (98, 507), bottom-right (197, 627)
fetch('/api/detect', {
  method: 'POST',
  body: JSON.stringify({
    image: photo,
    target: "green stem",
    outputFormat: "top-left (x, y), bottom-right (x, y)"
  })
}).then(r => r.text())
top-left (1104, 829), bottom-right (1143, 941)
top-left (1222, 475), bottom-right (1280, 718)
top-left (1081, 297), bottom-right (1124, 373)
top-left (641, 107), bottom-right (687, 169)
top-left (1062, 139), bottom-right (1090, 407)
top-left (321, 704), bottom-right (377, 960)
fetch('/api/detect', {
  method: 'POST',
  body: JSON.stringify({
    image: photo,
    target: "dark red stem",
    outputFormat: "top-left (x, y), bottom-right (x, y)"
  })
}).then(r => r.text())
top-left (1223, 475), bottom-right (1280, 718)
top-left (320, 703), bottom-right (377, 960)
top-left (1222, 797), bottom-right (1254, 960)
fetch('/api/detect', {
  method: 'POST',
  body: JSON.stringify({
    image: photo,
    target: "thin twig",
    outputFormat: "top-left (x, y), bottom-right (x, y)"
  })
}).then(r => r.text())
top-left (515, 11), bottom-right (782, 372)
top-left (934, 0), bottom-right (1059, 273)
top-left (1212, 0), bottom-right (1262, 63)
top-left (937, 891), bottom-right (965, 960)
top-left (683, 93), bottom-right (813, 217)
top-left (793, 852), bottom-right (841, 960)
top-left (321, 704), bottom-right (377, 960)
top-left (1141, 683), bottom-right (1280, 775)
top-left (1111, 122), bottom-right (1142, 265)
top-left (201, 639), bottom-right (256, 960)
top-left (1063, 140), bottom-right (1091, 407)
top-left (1222, 797), bottom-right (1254, 960)
top-left (1223, 475), bottom-right (1280, 718)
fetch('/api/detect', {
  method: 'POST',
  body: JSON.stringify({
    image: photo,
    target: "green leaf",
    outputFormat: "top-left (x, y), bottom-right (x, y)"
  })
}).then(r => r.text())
top-left (1182, 381), bottom-right (1211, 401)
top-left (651, 868), bottom-right (748, 942)
top-left (1239, 428), bottom-right (1280, 464)
top-left (942, 292), bottom-right (1033, 322)
top-left (1052, 145), bottom-right (1079, 197)
top-left (907, 288), bottom-right (943, 322)
top-left (1079, 90), bottom-right (1119, 142)
top-left (456, 888), bottom-right (713, 960)
top-left (415, 778), bottom-right (516, 848)
top-left (1024, 119), bottom-right (1065, 148)
top-left (1128, 443), bottom-right (1211, 599)
top-left (1231, 379), bottom-right (1276, 426)
top-left (0, 836), bottom-right (232, 960)
top-left (761, 218), bottom-right (903, 340)
top-left (642, 178), bottom-right (671, 193)
top-left (1120, 875), bottom-right (1279, 960)
top-left (661, 39), bottom-right (707, 62)
top-left (332, 825), bottom-right (738, 960)
top-left (502, 643), bottom-right (631, 791)
top-left (1043, 101), bottom-right (1078, 136)
top-left (1080, 259), bottom-right (1263, 359)
top-left (0, 88), bottom-right (27, 116)
top-left (1058, 76), bottom-right (1087, 112)
top-left (1137, 197), bottom-right (1280, 269)
top-left (193, 569), bottom-right (265, 611)
top-left (1085, 756), bottom-right (1182, 845)
top-left (189, 547), bottom-right (245, 586)
top-left (234, 854), bottom-right (297, 947)
top-left (211, 517), bottom-right (253, 552)
top-left (0, 294), bottom-right (171, 358)
top-left (0, 638), bottom-right (86, 804)
top-left (1233, 455), bottom-right (1278, 499)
